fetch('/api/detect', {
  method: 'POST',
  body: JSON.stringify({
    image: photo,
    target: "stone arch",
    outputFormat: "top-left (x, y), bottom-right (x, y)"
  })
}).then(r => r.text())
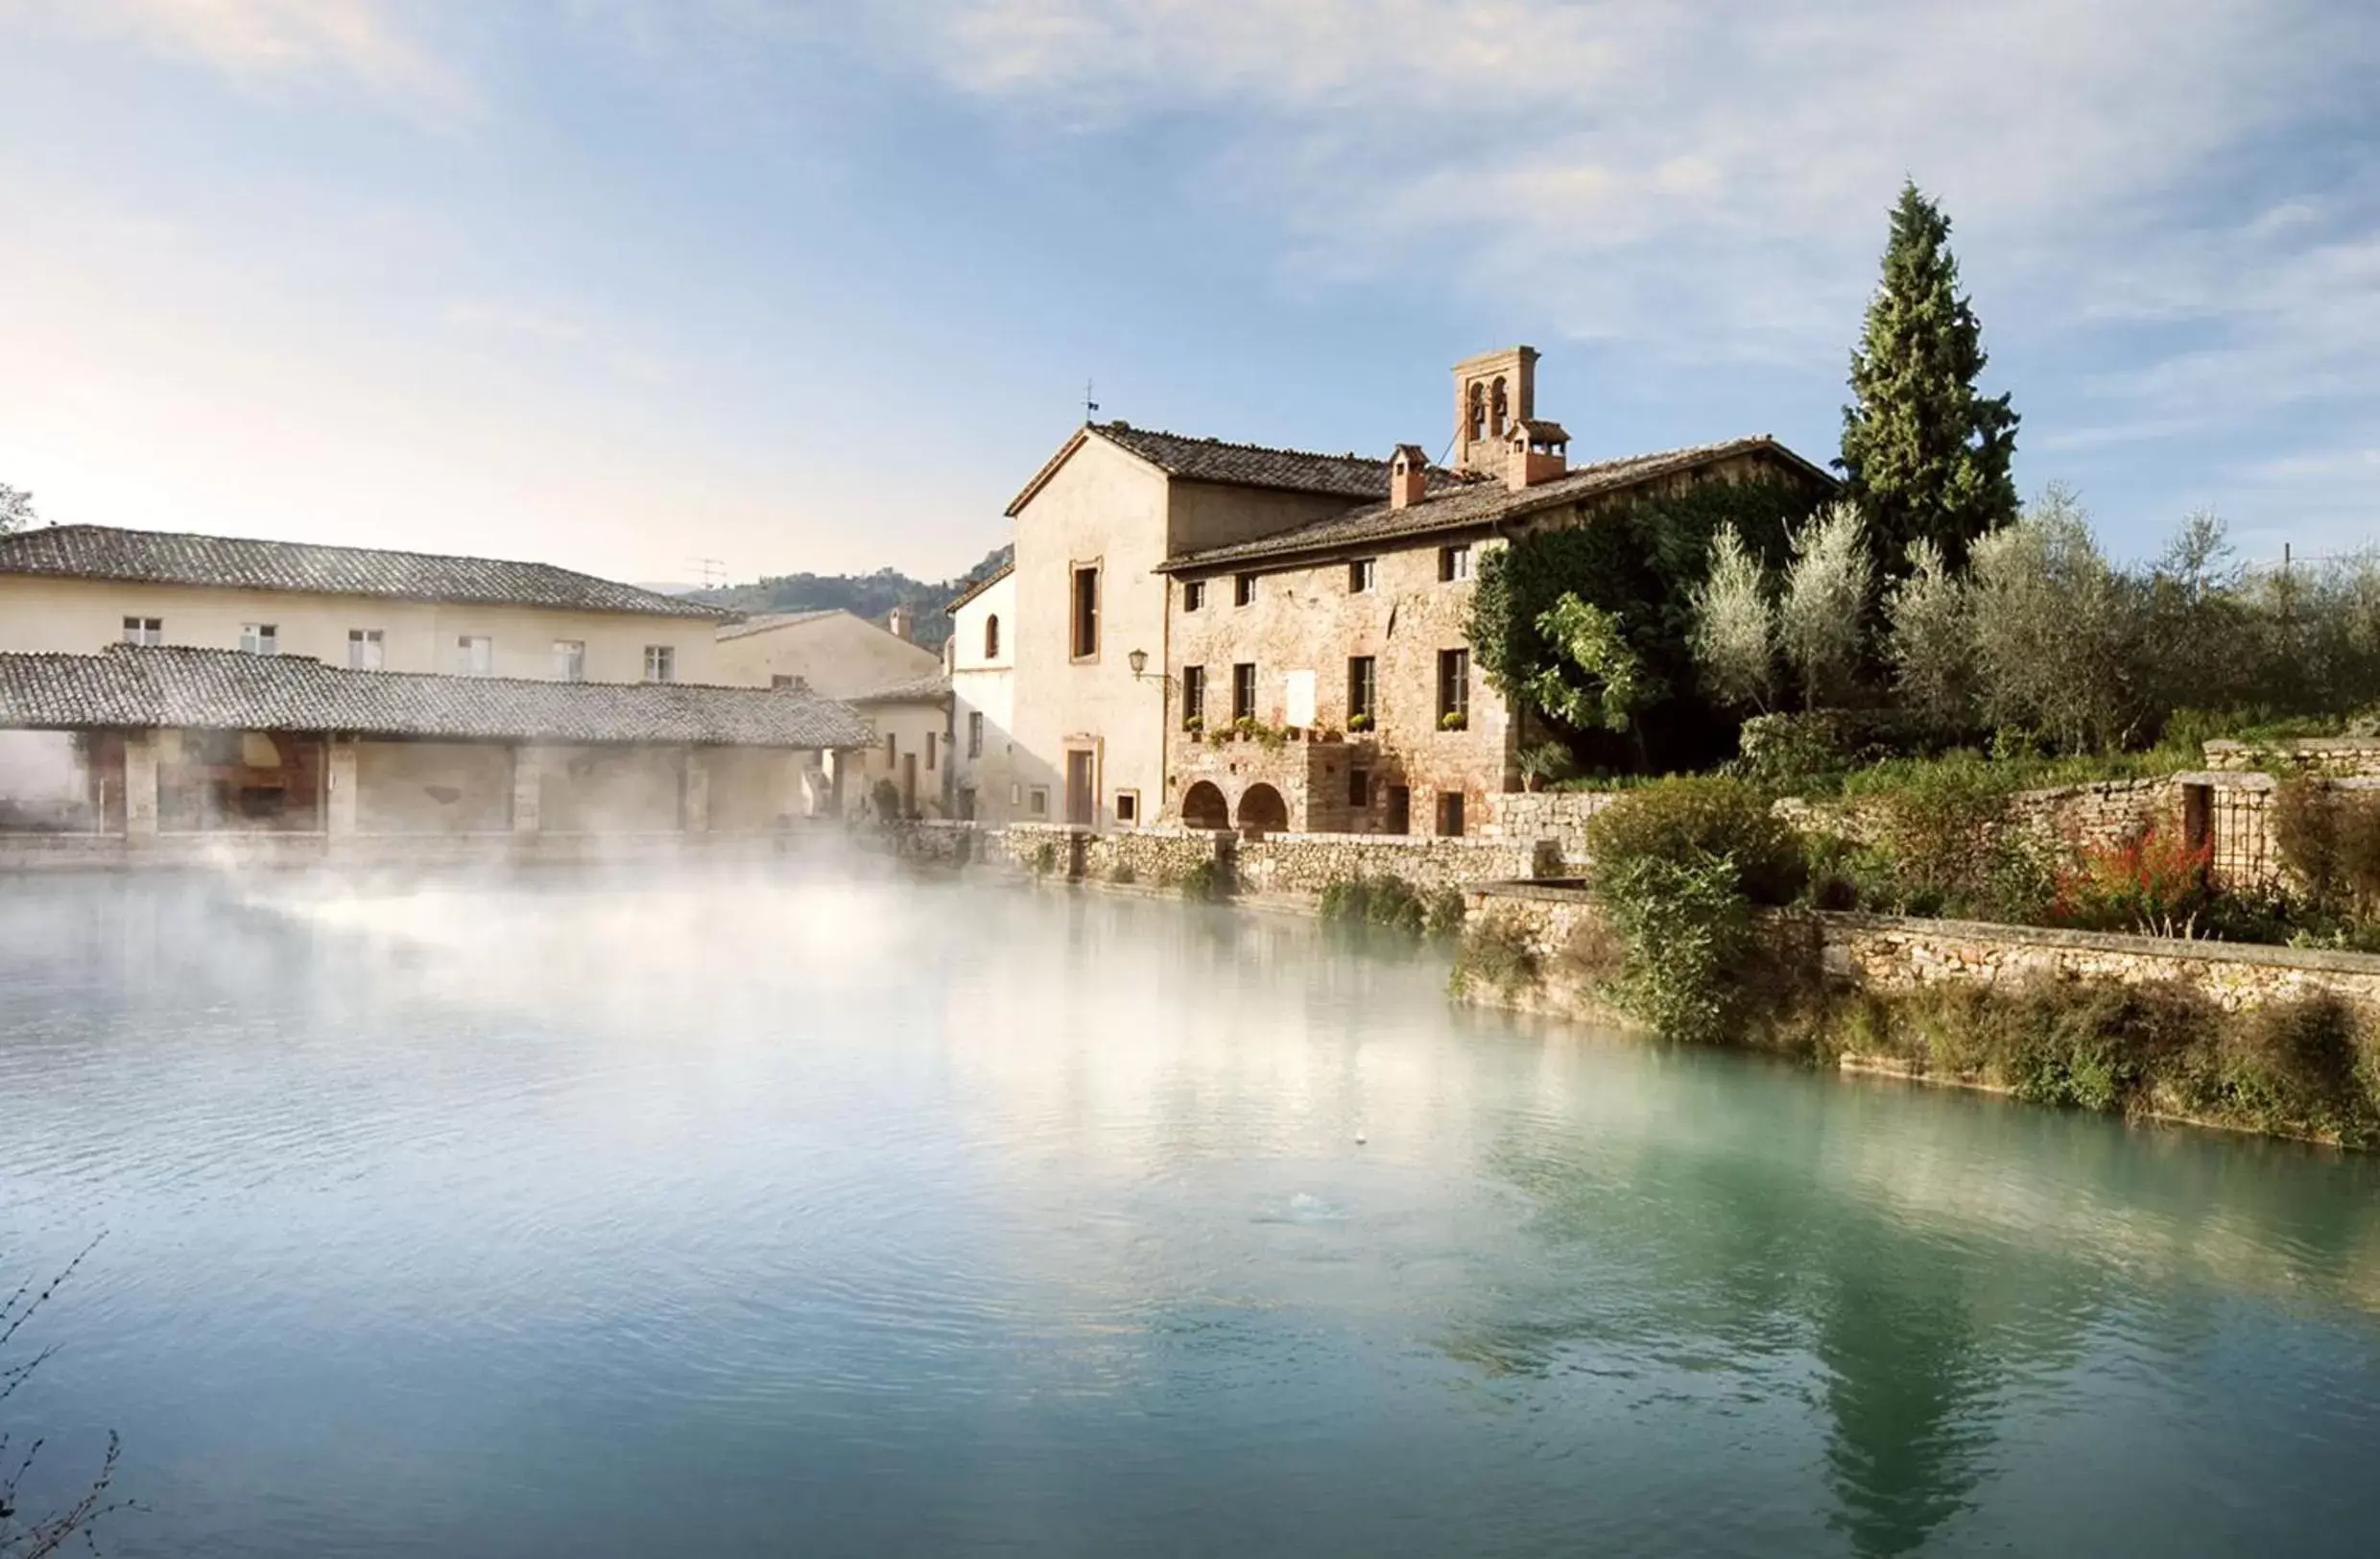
top-left (984, 613), bottom-right (1000, 660)
top-left (1181, 780), bottom-right (1230, 828)
top-left (1236, 782), bottom-right (1288, 835)
top-left (1466, 380), bottom-right (1486, 440)
top-left (1489, 376), bottom-right (1509, 438)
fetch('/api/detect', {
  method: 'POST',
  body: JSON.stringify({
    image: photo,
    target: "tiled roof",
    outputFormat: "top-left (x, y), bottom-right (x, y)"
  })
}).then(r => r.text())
top-left (1006, 421), bottom-right (1477, 516)
top-left (0, 646), bottom-right (876, 749)
top-left (0, 524), bottom-right (736, 620)
top-left (847, 671), bottom-right (952, 705)
top-left (715, 609), bottom-right (843, 640)
top-left (943, 561), bottom-right (1012, 615)
top-left (1157, 436), bottom-right (1836, 570)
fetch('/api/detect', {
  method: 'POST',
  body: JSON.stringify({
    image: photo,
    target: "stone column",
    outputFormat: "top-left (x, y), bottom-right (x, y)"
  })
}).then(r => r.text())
top-left (511, 744), bottom-right (544, 834)
top-left (682, 747), bottom-right (711, 833)
top-left (326, 736), bottom-right (361, 836)
top-left (124, 729), bottom-right (160, 839)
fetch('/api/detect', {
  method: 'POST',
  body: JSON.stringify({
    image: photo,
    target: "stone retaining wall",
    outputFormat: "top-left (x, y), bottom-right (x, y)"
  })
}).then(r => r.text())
top-left (1461, 882), bottom-right (2380, 1022)
top-left (1486, 790), bottom-right (1620, 864)
top-left (2204, 737), bottom-right (2380, 777)
top-left (1235, 831), bottom-right (1548, 897)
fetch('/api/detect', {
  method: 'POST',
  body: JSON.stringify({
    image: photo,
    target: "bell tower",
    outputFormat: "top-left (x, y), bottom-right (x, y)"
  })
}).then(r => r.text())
top-left (1452, 346), bottom-right (1539, 476)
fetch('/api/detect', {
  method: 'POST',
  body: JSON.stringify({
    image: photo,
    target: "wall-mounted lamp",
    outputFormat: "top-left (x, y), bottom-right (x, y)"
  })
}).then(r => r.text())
top-left (1127, 648), bottom-right (1177, 689)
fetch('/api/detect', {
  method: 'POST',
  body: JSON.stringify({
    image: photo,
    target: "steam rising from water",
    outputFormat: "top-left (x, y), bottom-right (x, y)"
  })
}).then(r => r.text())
top-left (5, 866), bottom-right (2380, 1558)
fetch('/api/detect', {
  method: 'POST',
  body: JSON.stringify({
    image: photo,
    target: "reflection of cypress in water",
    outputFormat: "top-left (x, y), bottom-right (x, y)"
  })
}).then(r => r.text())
top-left (1814, 1245), bottom-right (1999, 1558)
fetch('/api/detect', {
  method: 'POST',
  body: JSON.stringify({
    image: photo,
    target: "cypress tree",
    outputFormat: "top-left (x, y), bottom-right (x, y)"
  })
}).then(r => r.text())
top-left (1839, 181), bottom-right (2019, 573)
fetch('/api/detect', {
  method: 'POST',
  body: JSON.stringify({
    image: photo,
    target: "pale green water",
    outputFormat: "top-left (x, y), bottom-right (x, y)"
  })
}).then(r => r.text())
top-left (3, 870), bottom-right (2379, 1557)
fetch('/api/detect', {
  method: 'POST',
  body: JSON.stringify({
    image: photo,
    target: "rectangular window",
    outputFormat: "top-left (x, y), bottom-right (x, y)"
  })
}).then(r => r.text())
top-left (456, 635), bottom-right (492, 676)
top-left (926, 732), bottom-right (937, 771)
top-left (242, 623), bottom-right (279, 656)
top-left (1115, 791), bottom-right (1139, 825)
top-left (346, 628), bottom-right (384, 670)
top-left (121, 616), bottom-right (162, 647)
top-left (1438, 791), bottom-right (1466, 837)
top-left (1234, 573), bottom-right (1256, 607)
top-left (1440, 543), bottom-right (1472, 583)
top-left (1346, 656), bottom-right (1376, 725)
top-left (1438, 648), bottom-right (1470, 724)
top-left (886, 732), bottom-right (897, 759)
top-left (1184, 579), bottom-right (1205, 612)
top-left (1348, 558), bottom-right (1377, 593)
top-left (1028, 786), bottom-right (1049, 818)
top-left (642, 644), bottom-right (675, 684)
top-left (772, 673), bottom-right (810, 691)
top-left (1182, 664), bottom-right (1206, 727)
top-left (1349, 768), bottom-right (1370, 809)
top-left (967, 710), bottom-right (984, 757)
top-left (554, 640), bottom-right (586, 682)
top-left (1071, 564), bottom-right (1101, 660)
top-left (1231, 662), bottom-right (1257, 722)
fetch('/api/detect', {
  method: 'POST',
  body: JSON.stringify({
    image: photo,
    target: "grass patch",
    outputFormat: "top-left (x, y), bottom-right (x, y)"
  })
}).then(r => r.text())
top-left (1448, 914), bottom-right (1539, 998)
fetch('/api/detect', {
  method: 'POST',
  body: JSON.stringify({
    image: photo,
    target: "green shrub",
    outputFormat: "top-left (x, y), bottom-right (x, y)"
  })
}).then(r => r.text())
top-left (1108, 862), bottom-right (1138, 886)
top-left (1582, 776), bottom-right (1806, 906)
top-left (1591, 851), bottom-right (1754, 1043)
top-left (1030, 839), bottom-right (1059, 876)
top-left (2204, 994), bottom-right (2378, 1145)
top-left (2271, 779), bottom-right (2380, 919)
top-left (1320, 875), bottom-right (1467, 941)
top-left (1449, 915), bottom-right (1539, 997)
top-left (871, 778), bottom-right (903, 821)
top-left (1178, 858), bottom-right (1232, 903)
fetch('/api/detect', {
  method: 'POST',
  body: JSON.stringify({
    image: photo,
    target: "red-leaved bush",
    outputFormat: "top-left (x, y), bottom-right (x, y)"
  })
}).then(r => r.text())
top-left (2053, 827), bottom-right (2212, 937)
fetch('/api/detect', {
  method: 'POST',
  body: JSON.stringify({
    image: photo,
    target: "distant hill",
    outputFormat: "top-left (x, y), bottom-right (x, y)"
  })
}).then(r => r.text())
top-left (694, 544), bottom-right (1012, 654)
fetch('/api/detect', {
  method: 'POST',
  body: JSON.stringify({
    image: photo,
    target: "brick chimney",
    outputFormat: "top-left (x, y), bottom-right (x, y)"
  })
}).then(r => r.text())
top-left (1505, 420), bottom-right (1571, 492)
top-left (1389, 444), bottom-right (1429, 510)
top-left (886, 604), bottom-right (915, 641)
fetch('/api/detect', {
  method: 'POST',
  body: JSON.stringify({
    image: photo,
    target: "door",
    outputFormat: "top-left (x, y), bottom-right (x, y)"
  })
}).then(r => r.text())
top-left (1065, 750), bottom-right (1096, 827)
top-left (1385, 785), bottom-right (1411, 835)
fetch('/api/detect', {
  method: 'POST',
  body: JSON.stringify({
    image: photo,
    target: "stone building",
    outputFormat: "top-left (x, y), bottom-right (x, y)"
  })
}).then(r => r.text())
top-left (1155, 348), bottom-right (1833, 834)
top-left (1002, 422), bottom-right (1462, 829)
top-left (712, 606), bottom-right (953, 820)
top-left (944, 561), bottom-right (1016, 823)
top-left (0, 523), bottom-right (732, 684)
top-left (0, 642), bottom-right (874, 851)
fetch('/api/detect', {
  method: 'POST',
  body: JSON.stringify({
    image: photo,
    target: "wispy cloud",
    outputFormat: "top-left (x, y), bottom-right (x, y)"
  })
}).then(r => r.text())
top-left (22, 0), bottom-right (475, 119)
top-left (851, 0), bottom-right (2371, 354)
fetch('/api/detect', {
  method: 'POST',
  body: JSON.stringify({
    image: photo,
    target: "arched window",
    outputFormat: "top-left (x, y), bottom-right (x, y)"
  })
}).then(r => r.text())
top-left (984, 613), bottom-right (1001, 660)
top-left (1489, 377), bottom-right (1509, 438)
top-left (1467, 382), bottom-right (1486, 440)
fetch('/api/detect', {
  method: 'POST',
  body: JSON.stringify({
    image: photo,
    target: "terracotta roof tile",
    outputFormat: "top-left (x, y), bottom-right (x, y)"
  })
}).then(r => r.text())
top-left (1157, 436), bottom-right (1835, 570)
top-left (0, 525), bottom-right (735, 620)
top-left (0, 646), bottom-right (874, 748)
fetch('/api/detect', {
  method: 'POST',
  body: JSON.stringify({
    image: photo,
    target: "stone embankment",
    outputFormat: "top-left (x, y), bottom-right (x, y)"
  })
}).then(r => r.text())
top-left (1459, 882), bottom-right (2380, 1025)
top-left (885, 820), bottom-right (1551, 901)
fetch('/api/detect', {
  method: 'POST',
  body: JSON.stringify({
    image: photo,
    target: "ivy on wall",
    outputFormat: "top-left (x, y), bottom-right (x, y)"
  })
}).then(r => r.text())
top-left (1465, 477), bottom-right (1823, 774)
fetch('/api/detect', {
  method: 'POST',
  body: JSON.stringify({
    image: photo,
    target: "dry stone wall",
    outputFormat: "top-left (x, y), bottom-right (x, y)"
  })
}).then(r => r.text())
top-left (1487, 790), bottom-right (1619, 866)
top-left (1461, 883), bottom-right (2380, 1023)
top-left (2204, 738), bottom-right (2380, 777)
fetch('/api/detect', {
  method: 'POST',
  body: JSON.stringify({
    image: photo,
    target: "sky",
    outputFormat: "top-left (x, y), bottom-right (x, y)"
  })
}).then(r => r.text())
top-left (1, 1), bottom-right (2376, 587)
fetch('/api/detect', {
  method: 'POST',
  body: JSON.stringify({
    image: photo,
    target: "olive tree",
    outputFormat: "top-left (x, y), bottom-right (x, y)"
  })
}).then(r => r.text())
top-left (1689, 526), bottom-right (1776, 711)
top-left (1776, 501), bottom-right (1871, 710)
top-left (1966, 486), bottom-right (2144, 752)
